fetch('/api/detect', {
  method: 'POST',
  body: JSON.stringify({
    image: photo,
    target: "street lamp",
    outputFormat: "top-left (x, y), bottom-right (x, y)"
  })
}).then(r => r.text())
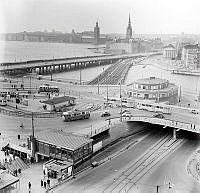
top-left (120, 80), bottom-right (123, 122)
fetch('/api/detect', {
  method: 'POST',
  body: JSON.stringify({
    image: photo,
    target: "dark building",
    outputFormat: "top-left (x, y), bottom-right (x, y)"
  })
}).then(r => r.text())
top-left (126, 14), bottom-right (133, 41)
top-left (94, 21), bottom-right (100, 44)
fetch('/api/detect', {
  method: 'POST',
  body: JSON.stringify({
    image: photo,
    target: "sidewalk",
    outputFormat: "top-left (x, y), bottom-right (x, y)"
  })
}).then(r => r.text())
top-left (19, 162), bottom-right (59, 193)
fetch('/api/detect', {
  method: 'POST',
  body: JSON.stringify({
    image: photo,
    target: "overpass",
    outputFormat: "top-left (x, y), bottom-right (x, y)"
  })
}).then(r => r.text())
top-left (0, 52), bottom-right (160, 75)
top-left (123, 115), bottom-right (199, 138)
top-left (108, 102), bottom-right (200, 139)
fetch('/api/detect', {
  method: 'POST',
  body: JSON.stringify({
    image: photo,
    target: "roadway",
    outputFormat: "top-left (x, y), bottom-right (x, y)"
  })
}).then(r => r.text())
top-left (53, 127), bottom-right (200, 193)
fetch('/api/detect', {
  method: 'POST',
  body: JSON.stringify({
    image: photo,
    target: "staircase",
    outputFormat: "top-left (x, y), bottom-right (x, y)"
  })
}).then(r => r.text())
top-left (4, 157), bottom-right (29, 173)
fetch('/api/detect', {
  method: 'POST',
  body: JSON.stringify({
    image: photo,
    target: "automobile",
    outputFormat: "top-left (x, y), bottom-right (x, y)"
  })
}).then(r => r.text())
top-left (153, 113), bottom-right (165, 119)
top-left (191, 109), bottom-right (199, 114)
top-left (122, 111), bottom-right (131, 117)
top-left (101, 111), bottom-right (111, 117)
top-left (91, 161), bottom-right (99, 168)
top-left (119, 109), bottom-right (130, 114)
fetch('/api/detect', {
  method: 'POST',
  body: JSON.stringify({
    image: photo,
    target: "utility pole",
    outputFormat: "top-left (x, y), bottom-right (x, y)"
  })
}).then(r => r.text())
top-left (31, 112), bottom-right (35, 160)
top-left (120, 81), bottom-right (122, 122)
top-left (106, 85), bottom-right (109, 104)
top-left (31, 112), bottom-right (35, 138)
top-left (179, 85), bottom-right (181, 104)
top-left (97, 75), bottom-right (100, 95)
top-left (80, 68), bottom-right (82, 85)
top-left (29, 75), bottom-right (31, 94)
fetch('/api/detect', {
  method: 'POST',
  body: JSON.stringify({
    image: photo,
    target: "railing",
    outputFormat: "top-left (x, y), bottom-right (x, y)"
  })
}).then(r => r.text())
top-left (0, 107), bottom-right (62, 118)
top-left (126, 115), bottom-right (200, 133)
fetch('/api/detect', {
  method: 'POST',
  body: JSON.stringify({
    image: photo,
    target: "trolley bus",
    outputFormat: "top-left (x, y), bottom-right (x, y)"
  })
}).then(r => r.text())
top-left (136, 100), bottom-right (171, 114)
top-left (62, 110), bottom-right (90, 122)
top-left (38, 84), bottom-right (59, 93)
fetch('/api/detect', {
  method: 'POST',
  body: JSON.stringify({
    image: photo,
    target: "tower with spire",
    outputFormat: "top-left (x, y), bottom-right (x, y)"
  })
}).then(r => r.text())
top-left (94, 21), bottom-right (100, 44)
top-left (126, 14), bottom-right (133, 41)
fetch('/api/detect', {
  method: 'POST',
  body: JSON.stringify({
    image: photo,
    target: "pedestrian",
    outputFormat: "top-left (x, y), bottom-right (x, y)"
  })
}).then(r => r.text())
top-left (28, 182), bottom-right (31, 190)
top-left (18, 168), bottom-right (21, 174)
top-left (44, 181), bottom-right (46, 189)
top-left (41, 179), bottom-right (43, 187)
top-left (47, 178), bottom-right (50, 188)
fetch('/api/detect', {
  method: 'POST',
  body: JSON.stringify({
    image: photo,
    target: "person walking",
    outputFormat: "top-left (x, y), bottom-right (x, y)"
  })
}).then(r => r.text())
top-left (47, 178), bottom-right (50, 188)
top-left (28, 182), bottom-right (31, 190)
top-left (40, 179), bottom-right (43, 187)
top-left (44, 181), bottom-right (46, 189)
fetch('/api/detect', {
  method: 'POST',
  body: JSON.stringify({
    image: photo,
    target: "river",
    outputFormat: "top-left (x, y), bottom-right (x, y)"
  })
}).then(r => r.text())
top-left (1, 41), bottom-right (199, 94)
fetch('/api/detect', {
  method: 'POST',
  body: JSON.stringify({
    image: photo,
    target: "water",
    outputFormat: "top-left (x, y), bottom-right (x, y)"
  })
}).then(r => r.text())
top-left (50, 65), bottom-right (110, 82)
top-left (1, 41), bottom-right (200, 93)
top-left (0, 40), bottom-right (103, 63)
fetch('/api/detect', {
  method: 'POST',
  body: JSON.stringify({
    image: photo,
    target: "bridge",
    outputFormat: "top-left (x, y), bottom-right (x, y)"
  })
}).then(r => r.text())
top-left (108, 102), bottom-right (200, 139)
top-left (0, 52), bottom-right (160, 75)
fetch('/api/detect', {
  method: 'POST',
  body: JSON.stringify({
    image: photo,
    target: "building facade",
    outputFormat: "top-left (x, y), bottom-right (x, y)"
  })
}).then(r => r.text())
top-left (163, 44), bottom-right (176, 59)
top-left (94, 22), bottom-right (100, 44)
top-left (30, 129), bottom-right (93, 165)
top-left (181, 44), bottom-right (200, 70)
top-left (126, 77), bottom-right (178, 104)
top-left (42, 96), bottom-right (76, 111)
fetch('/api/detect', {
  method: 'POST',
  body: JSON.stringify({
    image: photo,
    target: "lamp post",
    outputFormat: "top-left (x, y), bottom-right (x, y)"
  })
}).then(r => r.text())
top-left (80, 68), bottom-right (82, 85)
top-left (120, 80), bottom-right (122, 122)
top-left (29, 75), bottom-right (32, 94)
top-left (97, 75), bottom-right (100, 95)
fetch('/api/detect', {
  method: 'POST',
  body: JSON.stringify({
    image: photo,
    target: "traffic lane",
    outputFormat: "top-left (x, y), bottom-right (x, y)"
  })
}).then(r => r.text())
top-left (140, 138), bottom-right (200, 193)
top-left (54, 129), bottom-right (170, 193)
top-left (0, 110), bottom-right (110, 136)
top-left (127, 108), bottom-right (200, 125)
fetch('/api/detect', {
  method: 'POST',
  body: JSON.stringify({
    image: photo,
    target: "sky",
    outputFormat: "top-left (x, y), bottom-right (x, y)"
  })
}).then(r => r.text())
top-left (0, 0), bottom-right (200, 34)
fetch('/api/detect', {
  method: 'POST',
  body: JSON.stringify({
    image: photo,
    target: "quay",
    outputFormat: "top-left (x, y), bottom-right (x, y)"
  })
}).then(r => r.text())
top-left (0, 52), bottom-right (160, 75)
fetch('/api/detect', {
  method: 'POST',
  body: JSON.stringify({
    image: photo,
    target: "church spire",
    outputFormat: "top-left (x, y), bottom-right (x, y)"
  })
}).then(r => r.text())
top-left (126, 14), bottom-right (133, 40)
top-left (128, 14), bottom-right (131, 26)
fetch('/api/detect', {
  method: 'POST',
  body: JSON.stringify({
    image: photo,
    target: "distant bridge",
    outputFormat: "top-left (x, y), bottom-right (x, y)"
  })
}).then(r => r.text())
top-left (0, 52), bottom-right (160, 75)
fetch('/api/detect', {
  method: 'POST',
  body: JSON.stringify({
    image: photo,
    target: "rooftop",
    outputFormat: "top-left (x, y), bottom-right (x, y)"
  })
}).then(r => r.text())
top-left (163, 44), bottom-right (175, 49)
top-left (130, 77), bottom-right (168, 86)
top-left (183, 44), bottom-right (200, 49)
top-left (35, 129), bottom-right (93, 151)
top-left (42, 96), bottom-right (76, 105)
top-left (0, 172), bottom-right (19, 190)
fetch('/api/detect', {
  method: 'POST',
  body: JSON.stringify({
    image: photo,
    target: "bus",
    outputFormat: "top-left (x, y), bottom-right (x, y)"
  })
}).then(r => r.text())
top-left (136, 100), bottom-right (171, 114)
top-left (38, 84), bottom-right (59, 93)
top-left (62, 110), bottom-right (90, 122)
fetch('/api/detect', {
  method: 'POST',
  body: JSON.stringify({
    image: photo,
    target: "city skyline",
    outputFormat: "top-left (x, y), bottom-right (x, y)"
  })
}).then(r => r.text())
top-left (0, 0), bottom-right (200, 35)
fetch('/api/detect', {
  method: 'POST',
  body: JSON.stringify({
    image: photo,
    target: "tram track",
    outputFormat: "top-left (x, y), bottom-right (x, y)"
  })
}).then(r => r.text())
top-left (88, 58), bottom-right (138, 85)
top-left (102, 132), bottom-right (184, 193)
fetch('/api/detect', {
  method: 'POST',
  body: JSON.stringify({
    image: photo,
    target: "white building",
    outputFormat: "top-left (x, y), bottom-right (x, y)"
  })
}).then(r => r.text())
top-left (126, 77), bottom-right (178, 104)
top-left (163, 44), bottom-right (176, 59)
top-left (181, 44), bottom-right (200, 70)
top-left (42, 96), bottom-right (76, 111)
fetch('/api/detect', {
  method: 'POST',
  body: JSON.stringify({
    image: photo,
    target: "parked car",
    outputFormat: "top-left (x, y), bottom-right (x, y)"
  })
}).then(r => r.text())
top-left (101, 111), bottom-right (111, 117)
top-left (153, 113), bottom-right (165, 119)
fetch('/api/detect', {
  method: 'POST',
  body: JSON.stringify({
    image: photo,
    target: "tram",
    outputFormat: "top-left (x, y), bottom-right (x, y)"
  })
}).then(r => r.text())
top-left (62, 110), bottom-right (90, 122)
top-left (136, 100), bottom-right (171, 114)
top-left (38, 84), bottom-right (59, 93)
